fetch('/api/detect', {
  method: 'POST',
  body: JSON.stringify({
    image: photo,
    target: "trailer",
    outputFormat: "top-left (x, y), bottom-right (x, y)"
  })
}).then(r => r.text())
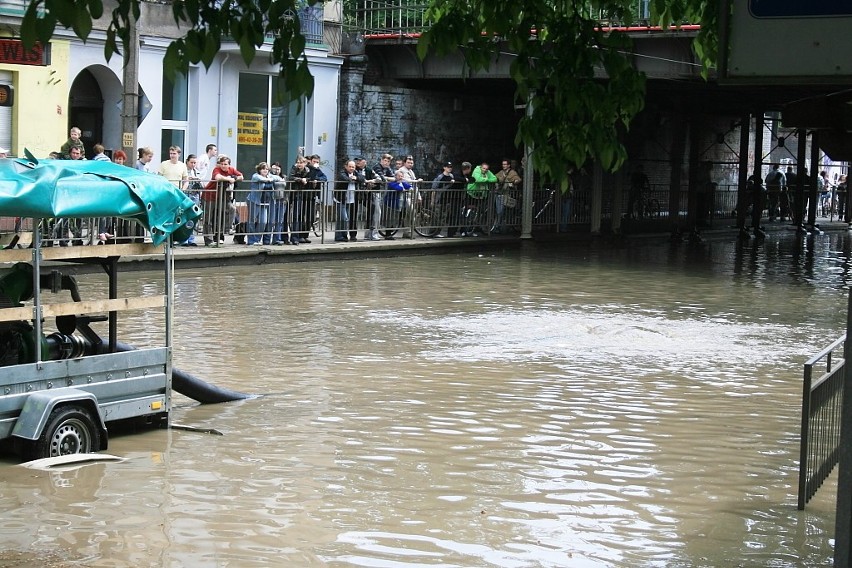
top-left (0, 156), bottom-right (202, 460)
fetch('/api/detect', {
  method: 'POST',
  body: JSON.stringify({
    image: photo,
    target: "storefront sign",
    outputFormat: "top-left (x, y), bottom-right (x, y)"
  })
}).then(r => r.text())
top-left (237, 112), bottom-right (264, 146)
top-left (0, 40), bottom-right (48, 66)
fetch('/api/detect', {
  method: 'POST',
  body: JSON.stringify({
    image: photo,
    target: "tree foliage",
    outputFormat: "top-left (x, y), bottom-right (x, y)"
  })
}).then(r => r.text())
top-left (19, 0), bottom-right (317, 104)
top-left (418, 0), bottom-right (718, 187)
top-left (18, 0), bottom-right (718, 185)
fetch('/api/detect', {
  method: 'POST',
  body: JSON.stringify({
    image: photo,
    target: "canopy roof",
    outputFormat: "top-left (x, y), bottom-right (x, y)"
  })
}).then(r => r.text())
top-left (0, 157), bottom-right (201, 245)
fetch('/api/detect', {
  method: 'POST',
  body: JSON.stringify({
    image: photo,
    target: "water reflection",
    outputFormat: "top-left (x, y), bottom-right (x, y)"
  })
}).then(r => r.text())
top-left (0, 232), bottom-right (850, 566)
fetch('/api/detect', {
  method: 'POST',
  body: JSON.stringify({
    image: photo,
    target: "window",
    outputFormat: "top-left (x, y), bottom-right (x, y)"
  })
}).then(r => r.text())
top-left (237, 73), bottom-right (305, 172)
top-left (161, 73), bottom-right (189, 160)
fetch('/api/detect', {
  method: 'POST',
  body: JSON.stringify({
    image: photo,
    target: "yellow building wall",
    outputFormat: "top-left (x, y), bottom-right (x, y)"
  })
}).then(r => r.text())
top-left (1, 40), bottom-right (70, 158)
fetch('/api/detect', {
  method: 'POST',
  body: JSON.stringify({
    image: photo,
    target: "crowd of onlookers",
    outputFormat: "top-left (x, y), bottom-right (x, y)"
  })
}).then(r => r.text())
top-left (30, 126), bottom-right (533, 246)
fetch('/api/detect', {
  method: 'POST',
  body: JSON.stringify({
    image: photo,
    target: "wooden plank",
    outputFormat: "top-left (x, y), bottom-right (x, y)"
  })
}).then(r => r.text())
top-left (42, 296), bottom-right (165, 317)
top-left (0, 295), bottom-right (165, 322)
top-left (0, 243), bottom-right (163, 264)
top-left (0, 306), bottom-right (34, 322)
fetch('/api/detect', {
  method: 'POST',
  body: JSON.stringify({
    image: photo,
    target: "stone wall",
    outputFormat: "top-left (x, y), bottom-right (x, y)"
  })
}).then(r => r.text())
top-left (338, 79), bottom-right (522, 176)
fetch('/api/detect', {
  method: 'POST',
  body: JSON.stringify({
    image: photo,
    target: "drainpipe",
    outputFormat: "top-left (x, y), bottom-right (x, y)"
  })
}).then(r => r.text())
top-left (217, 53), bottom-right (230, 150)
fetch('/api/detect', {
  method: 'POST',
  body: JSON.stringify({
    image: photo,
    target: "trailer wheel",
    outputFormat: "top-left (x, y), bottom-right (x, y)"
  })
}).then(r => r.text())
top-left (31, 405), bottom-right (102, 459)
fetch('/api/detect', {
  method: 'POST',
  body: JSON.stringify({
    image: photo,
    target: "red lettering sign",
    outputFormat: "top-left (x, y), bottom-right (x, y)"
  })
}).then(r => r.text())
top-left (0, 40), bottom-right (48, 66)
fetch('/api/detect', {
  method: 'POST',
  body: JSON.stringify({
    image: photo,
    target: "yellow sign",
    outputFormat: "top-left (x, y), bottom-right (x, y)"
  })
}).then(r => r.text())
top-left (122, 132), bottom-right (134, 148)
top-left (237, 112), bottom-right (264, 146)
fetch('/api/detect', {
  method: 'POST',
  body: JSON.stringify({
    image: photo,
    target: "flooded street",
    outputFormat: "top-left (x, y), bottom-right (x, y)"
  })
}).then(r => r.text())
top-left (1, 233), bottom-right (850, 567)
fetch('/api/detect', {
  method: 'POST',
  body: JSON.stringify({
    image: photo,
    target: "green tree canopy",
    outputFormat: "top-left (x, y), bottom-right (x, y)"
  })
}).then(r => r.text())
top-left (20, 0), bottom-right (717, 186)
top-left (418, 0), bottom-right (718, 187)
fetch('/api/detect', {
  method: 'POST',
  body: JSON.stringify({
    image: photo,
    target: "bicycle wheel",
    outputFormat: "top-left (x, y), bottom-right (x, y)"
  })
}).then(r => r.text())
top-left (311, 205), bottom-right (322, 237)
top-left (413, 203), bottom-right (441, 237)
top-left (646, 199), bottom-right (661, 218)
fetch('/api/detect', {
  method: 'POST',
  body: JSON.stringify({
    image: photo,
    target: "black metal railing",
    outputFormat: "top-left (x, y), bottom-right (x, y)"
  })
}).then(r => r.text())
top-left (345, 0), bottom-right (678, 37)
top-left (799, 335), bottom-right (846, 510)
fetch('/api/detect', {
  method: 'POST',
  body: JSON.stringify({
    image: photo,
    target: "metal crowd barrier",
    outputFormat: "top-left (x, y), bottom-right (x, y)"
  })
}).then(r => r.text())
top-left (798, 334), bottom-right (846, 509)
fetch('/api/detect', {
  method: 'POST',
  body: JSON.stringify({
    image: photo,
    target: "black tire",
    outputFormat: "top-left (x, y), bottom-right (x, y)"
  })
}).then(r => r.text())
top-left (413, 205), bottom-right (441, 238)
top-left (28, 404), bottom-right (102, 460)
top-left (311, 206), bottom-right (322, 237)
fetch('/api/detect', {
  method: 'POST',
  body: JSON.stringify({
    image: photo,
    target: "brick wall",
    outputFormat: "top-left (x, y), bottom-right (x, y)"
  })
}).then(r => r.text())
top-left (338, 83), bottom-right (523, 178)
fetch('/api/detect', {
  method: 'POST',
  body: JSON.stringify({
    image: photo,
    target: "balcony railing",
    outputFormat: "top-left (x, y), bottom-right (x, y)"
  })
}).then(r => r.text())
top-left (343, 0), bottom-right (688, 39)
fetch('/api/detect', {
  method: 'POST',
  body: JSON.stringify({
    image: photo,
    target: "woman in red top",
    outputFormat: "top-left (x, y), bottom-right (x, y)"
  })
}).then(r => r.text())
top-left (203, 154), bottom-right (243, 245)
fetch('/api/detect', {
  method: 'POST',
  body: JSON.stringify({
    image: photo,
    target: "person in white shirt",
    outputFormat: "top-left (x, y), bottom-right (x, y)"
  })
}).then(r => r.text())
top-left (196, 143), bottom-right (217, 181)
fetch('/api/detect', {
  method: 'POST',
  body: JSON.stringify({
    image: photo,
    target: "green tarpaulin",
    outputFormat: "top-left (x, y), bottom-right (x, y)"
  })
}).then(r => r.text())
top-left (0, 157), bottom-right (202, 245)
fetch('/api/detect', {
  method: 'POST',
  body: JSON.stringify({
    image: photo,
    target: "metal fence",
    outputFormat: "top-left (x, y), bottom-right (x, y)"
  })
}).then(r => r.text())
top-left (345, 0), bottom-right (670, 36)
top-left (798, 335), bottom-right (846, 510)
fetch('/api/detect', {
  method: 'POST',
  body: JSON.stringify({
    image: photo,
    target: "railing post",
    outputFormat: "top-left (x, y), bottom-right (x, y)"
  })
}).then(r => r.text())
top-left (799, 361), bottom-right (813, 510)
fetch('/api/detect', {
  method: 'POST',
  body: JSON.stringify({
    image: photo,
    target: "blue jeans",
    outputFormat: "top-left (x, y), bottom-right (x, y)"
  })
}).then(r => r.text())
top-left (247, 201), bottom-right (270, 245)
top-left (269, 199), bottom-right (288, 243)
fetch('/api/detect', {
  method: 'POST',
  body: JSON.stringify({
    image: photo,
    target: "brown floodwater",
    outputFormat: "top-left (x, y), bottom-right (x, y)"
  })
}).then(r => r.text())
top-left (1, 233), bottom-right (850, 567)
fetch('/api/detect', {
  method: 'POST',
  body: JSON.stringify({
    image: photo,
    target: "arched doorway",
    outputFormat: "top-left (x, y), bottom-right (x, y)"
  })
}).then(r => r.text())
top-left (68, 68), bottom-right (103, 158)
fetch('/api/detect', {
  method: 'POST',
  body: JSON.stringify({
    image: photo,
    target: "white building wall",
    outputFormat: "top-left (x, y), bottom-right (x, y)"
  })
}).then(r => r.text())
top-left (65, 37), bottom-right (342, 172)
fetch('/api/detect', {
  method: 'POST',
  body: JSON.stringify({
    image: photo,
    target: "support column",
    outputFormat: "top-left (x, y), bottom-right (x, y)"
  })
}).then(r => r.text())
top-left (795, 128), bottom-right (807, 228)
top-left (808, 131), bottom-right (820, 229)
top-left (752, 113), bottom-right (765, 234)
top-left (736, 115), bottom-right (750, 232)
top-left (668, 111), bottom-right (687, 234)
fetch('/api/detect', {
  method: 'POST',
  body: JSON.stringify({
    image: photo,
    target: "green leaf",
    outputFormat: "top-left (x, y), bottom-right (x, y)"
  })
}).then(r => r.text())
top-left (72, 8), bottom-right (93, 40)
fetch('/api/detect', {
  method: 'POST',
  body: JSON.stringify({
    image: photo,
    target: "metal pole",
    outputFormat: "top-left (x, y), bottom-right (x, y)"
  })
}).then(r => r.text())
top-left (521, 97), bottom-right (533, 240)
top-left (121, 15), bottom-right (140, 159)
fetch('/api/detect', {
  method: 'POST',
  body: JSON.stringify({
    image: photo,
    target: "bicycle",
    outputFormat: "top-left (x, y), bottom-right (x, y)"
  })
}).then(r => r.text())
top-left (629, 193), bottom-right (661, 219)
top-left (412, 190), bottom-right (452, 238)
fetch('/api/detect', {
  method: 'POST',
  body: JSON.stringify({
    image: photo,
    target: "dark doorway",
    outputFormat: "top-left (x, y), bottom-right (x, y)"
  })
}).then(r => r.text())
top-left (68, 68), bottom-right (103, 159)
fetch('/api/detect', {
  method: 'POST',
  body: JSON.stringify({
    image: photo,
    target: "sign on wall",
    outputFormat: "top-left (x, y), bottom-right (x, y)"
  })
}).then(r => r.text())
top-left (237, 112), bottom-right (264, 146)
top-left (0, 40), bottom-right (49, 66)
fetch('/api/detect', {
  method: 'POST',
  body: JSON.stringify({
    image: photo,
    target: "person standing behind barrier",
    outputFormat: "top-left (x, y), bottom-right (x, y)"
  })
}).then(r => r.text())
top-left (335, 160), bottom-right (358, 242)
top-left (447, 161), bottom-right (472, 237)
top-left (305, 154), bottom-right (327, 242)
top-left (838, 174), bottom-right (848, 222)
top-left (429, 161), bottom-right (456, 238)
top-left (247, 162), bottom-right (278, 246)
top-left (765, 164), bottom-right (785, 222)
top-left (204, 154), bottom-right (243, 246)
top-left (371, 153), bottom-right (395, 240)
top-left (196, 144), bottom-right (217, 182)
top-left (748, 174), bottom-right (766, 238)
top-left (398, 155), bottom-right (423, 238)
top-left (356, 157), bottom-right (381, 240)
top-left (465, 161), bottom-right (497, 236)
top-left (627, 164), bottom-right (649, 219)
top-left (158, 146), bottom-right (188, 188)
top-left (494, 159), bottom-right (521, 233)
top-left (268, 162), bottom-right (288, 244)
top-left (818, 170), bottom-right (831, 217)
top-left (384, 170), bottom-right (412, 240)
top-left (288, 156), bottom-right (312, 245)
top-left (91, 143), bottom-right (110, 162)
top-left (135, 147), bottom-right (154, 172)
top-left (179, 154), bottom-right (202, 246)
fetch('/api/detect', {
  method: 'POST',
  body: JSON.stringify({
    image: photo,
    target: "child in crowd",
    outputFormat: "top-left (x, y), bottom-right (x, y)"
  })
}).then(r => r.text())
top-left (60, 126), bottom-right (85, 160)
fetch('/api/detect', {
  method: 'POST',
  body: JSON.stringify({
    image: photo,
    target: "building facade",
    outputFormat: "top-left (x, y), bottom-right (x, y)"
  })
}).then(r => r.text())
top-left (0, 0), bottom-right (343, 176)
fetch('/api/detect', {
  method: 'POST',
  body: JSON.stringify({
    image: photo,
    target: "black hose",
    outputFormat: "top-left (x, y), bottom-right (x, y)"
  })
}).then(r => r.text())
top-left (115, 341), bottom-right (254, 404)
